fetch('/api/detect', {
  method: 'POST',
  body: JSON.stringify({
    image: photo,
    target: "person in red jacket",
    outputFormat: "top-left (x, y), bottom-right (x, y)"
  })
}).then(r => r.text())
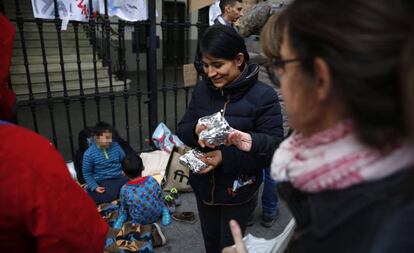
top-left (0, 15), bottom-right (108, 253)
top-left (0, 14), bottom-right (17, 121)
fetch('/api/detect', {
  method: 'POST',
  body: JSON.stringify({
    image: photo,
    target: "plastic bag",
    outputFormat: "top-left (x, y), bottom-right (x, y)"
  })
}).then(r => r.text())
top-left (152, 122), bottom-right (185, 153)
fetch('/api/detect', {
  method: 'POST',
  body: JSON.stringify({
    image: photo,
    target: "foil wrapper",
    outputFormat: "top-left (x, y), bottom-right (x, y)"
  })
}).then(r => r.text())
top-left (198, 111), bottom-right (234, 146)
top-left (179, 149), bottom-right (208, 173)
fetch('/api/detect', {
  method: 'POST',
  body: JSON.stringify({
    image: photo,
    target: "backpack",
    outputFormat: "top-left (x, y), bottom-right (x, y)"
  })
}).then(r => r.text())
top-left (74, 127), bottom-right (135, 184)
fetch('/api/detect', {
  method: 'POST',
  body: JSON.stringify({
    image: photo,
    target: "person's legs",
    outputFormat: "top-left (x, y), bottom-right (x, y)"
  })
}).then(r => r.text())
top-left (196, 198), bottom-right (221, 253)
top-left (102, 176), bottom-right (129, 200)
top-left (220, 195), bottom-right (258, 250)
top-left (88, 177), bottom-right (129, 204)
top-left (87, 189), bottom-right (112, 204)
top-left (261, 168), bottom-right (279, 227)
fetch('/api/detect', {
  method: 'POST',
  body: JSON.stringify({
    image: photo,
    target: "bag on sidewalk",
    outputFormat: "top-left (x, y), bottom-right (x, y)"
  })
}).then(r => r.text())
top-left (152, 122), bottom-right (185, 153)
top-left (140, 150), bottom-right (171, 184)
top-left (162, 147), bottom-right (193, 192)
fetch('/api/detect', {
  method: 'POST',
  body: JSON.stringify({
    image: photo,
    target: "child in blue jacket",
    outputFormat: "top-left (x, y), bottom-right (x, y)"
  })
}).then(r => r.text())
top-left (83, 122), bottom-right (129, 204)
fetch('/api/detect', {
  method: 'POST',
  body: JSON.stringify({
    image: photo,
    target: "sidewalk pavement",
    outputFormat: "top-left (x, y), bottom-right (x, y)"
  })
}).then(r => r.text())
top-left (155, 187), bottom-right (292, 253)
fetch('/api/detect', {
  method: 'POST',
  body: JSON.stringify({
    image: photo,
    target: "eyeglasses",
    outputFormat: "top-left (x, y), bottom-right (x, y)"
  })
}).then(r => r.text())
top-left (264, 58), bottom-right (304, 87)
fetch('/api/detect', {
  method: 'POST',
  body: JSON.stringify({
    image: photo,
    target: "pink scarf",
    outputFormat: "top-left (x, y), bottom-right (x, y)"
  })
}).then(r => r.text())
top-left (271, 120), bottom-right (414, 193)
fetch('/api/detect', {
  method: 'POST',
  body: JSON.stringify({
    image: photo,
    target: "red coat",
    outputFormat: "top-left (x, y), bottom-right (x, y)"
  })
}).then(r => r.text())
top-left (0, 14), bottom-right (17, 120)
top-left (0, 123), bottom-right (108, 252)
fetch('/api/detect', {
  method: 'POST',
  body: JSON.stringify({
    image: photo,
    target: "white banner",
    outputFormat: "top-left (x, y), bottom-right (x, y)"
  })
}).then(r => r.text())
top-left (104, 0), bottom-right (148, 21)
top-left (31, 0), bottom-right (150, 22)
top-left (31, 0), bottom-right (98, 21)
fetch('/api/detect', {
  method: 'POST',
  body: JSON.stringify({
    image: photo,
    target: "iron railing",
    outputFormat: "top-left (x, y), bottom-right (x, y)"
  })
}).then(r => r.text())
top-left (2, 0), bottom-right (209, 160)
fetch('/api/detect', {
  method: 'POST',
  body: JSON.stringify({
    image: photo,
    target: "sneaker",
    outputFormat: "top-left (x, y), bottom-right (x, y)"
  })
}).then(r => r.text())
top-left (151, 223), bottom-right (167, 248)
top-left (261, 214), bottom-right (278, 228)
top-left (164, 194), bottom-right (176, 213)
top-left (170, 188), bottom-right (181, 206)
top-left (172, 212), bottom-right (196, 224)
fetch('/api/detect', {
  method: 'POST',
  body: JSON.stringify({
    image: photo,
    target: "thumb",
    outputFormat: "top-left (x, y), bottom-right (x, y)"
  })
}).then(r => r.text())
top-left (229, 220), bottom-right (247, 253)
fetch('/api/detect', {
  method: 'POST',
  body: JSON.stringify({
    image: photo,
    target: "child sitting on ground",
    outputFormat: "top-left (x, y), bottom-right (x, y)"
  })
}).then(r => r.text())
top-left (83, 121), bottom-right (129, 204)
top-left (114, 153), bottom-right (167, 227)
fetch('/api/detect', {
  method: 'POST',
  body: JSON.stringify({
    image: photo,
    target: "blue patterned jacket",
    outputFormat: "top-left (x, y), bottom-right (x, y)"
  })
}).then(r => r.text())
top-left (118, 176), bottom-right (164, 225)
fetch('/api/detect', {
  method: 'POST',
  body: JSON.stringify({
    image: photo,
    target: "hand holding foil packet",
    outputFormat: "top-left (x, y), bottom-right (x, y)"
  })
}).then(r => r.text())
top-left (198, 111), bottom-right (234, 146)
top-left (179, 149), bottom-right (208, 173)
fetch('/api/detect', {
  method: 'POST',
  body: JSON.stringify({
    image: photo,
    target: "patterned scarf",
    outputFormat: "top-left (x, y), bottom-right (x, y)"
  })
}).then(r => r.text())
top-left (271, 120), bottom-right (414, 193)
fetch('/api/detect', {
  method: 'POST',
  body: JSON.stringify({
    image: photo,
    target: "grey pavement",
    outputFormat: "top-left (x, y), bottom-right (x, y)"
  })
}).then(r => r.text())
top-left (155, 187), bottom-right (292, 253)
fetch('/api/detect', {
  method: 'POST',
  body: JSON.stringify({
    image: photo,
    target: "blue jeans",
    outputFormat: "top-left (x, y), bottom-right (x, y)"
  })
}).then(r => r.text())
top-left (261, 168), bottom-right (279, 218)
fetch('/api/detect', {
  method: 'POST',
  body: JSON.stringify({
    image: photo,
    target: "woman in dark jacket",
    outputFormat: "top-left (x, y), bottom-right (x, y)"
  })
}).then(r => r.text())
top-left (176, 25), bottom-right (283, 253)
top-left (223, 1), bottom-right (414, 253)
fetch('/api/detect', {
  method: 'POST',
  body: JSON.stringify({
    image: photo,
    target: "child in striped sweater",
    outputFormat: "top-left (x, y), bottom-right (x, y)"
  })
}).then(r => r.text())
top-left (83, 122), bottom-right (129, 204)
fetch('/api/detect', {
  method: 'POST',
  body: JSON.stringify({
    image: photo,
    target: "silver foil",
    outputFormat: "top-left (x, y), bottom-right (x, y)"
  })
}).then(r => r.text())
top-left (198, 111), bottom-right (234, 146)
top-left (179, 149), bottom-right (208, 173)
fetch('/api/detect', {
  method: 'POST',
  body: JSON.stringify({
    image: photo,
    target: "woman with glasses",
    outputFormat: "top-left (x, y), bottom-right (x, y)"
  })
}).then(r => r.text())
top-left (223, 0), bottom-right (414, 252)
top-left (176, 25), bottom-right (284, 253)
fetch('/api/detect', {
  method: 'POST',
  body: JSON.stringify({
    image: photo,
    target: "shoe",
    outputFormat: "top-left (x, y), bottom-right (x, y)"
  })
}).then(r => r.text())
top-left (164, 194), bottom-right (176, 213)
top-left (172, 212), bottom-right (196, 224)
top-left (151, 223), bottom-right (167, 248)
top-left (170, 188), bottom-right (181, 206)
top-left (247, 214), bottom-right (254, 226)
top-left (261, 214), bottom-right (278, 228)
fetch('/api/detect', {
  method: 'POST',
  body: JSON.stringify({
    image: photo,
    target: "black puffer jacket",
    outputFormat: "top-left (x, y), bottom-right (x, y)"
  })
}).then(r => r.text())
top-left (177, 64), bottom-right (283, 205)
top-left (280, 168), bottom-right (414, 253)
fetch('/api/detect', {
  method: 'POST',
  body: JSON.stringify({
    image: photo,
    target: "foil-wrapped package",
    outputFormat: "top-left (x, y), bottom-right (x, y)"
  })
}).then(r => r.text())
top-left (198, 111), bottom-right (234, 146)
top-left (179, 149), bottom-right (208, 173)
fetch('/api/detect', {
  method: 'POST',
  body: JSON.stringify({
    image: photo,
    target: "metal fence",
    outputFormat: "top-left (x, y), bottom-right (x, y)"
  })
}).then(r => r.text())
top-left (1, 0), bottom-right (209, 160)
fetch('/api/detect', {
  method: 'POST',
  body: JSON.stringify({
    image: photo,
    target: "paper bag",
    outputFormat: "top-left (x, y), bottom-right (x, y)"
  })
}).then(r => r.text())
top-left (162, 147), bottom-right (193, 192)
top-left (140, 150), bottom-right (170, 184)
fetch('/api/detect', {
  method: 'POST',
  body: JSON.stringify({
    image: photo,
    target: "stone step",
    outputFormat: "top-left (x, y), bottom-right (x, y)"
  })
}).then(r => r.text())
top-left (13, 77), bottom-right (127, 95)
top-left (11, 68), bottom-right (110, 85)
top-left (13, 46), bottom-right (92, 56)
top-left (10, 61), bottom-right (104, 74)
top-left (14, 30), bottom-right (90, 40)
top-left (13, 38), bottom-right (90, 49)
top-left (13, 22), bottom-right (83, 32)
top-left (14, 39), bottom-right (91, 49)
top-left (15, 79), bottom-right (130, 100)
top-left (12, 54), bottom-right (94, 64)
top-left (4, 10), bottom-right (35, 19)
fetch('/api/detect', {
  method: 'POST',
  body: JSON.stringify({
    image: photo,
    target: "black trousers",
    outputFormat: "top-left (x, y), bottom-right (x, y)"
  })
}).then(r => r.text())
top-left (87, 177), bottom-right (129, 204)
top-left (196, 195), bottom-right (258, 253)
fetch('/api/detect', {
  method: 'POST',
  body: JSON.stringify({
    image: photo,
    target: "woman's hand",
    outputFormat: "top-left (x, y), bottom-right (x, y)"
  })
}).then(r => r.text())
top-left (199, 150), bottom-right (222, 174)
top-left (221, 220), bottom-right (248, 253)
top-left (195, 123), bottom-right (207, 136)
top-left (225, 130), bottom-right (253, 152)
top-left (195, 123), bottom-right (216, 148)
